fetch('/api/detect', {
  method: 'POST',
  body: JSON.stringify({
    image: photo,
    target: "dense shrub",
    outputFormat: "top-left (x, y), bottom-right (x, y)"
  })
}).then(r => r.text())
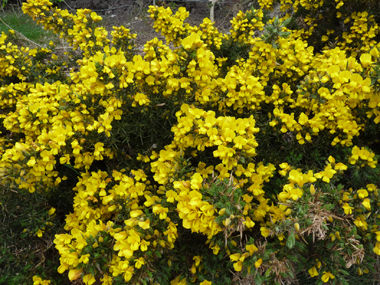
top-left (1, 0), bottom-right (380, 284)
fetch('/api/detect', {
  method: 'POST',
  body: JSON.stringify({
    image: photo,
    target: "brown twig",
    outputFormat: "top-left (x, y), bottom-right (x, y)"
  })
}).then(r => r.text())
top-left (62, 0), bottom-right (75, 12)
top-left (54, 46), bottom-right (73, 50)
top-left (215, 5), bottom-right (233, 32)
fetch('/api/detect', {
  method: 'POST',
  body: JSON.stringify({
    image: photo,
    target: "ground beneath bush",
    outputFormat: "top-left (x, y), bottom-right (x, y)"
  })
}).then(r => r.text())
top-left (64, 0), bottom-right (248, 49)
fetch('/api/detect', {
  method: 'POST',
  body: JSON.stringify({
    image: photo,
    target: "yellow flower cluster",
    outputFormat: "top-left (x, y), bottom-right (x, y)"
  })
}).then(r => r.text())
top-left (54, 168), bottom-right (182, 283)
top-left (174, 178), bottom-right (221, 238)
top-left (349, 146), bottom-right (378, 168)
top-left (111, 26), bottom-right (137, 54)
top-left (339, 183), bottom-right (380, 255)
top-left (197, 18), bottom-right (223, 50)
top-left (257, 0), bottom-right (273, 10)
top-left (267, 47), bottom-right (380, 147)
top-left (23, 0), bottom-right (109, 57)
top-left (339, 11), bottom-right (379, 55)
top-left (0, 31), bottom-right (26, 81)
top-left (245, 35), bottom-right (313, 89)
top-left (172, 104), bottom-right (260, 170)
top-left (256, 0), bottom-right (380, 58)
top-left (0, 81), bottom-right (31, 109)
top-left (148, 5), bottom-right (225, 52)
top-left (0, 31), bottom-right (55, 85)
top-left (143, 37), bottom-right (171, 62)
top-left (23, 0), bottom-right (136, 59)
top-left (230, 9), bottom-right (264, 43)
top-left (299, 0), bottom-right (325, 10)
top-left (148, 6), bottom-right (193, 47)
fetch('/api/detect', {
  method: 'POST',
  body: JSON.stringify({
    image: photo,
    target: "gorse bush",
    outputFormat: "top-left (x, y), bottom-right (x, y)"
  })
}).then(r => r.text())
top-left (1, 0), bottom-right (380, 284)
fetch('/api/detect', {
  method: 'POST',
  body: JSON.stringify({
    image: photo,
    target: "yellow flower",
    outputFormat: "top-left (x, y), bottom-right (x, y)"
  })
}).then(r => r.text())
top-left (334, 163), bottom-right (347, 171)
top-left (138, 219), bottom-right (150, 229)
top-left (33, 276), bottom-right (51, 285)
top-left (374, 242), bottom-right (380, 255)
top-left (200, 281), bottom-right (212, 285)
top-left (288, 169), bottom-right (305, 187)
top-left (122, 266), bottom-right (134, 282)
top-left (27, 157), bottom-right (36, 167)
top-left (230, 253), bottom-right (248, 271)
top-left (255, 258), bottom-right (263, 268)
top-left (36, 229), bottom-right (44, 237)
top-left (68, 268), bottom-right (83, 281)
top-left (362, 198), bottom-right (371, 211)
top-left (152, 204), bottom-right (169, 219)
top-left (342, 203), bottom-right (354, 214)
top-left (193, 255), bottom-right (202, 266)
top-left (78, 254), bottom-right (90, 264)
top-left (170, 275), bottom-right (188, 285)
top-left (100, 274), bottom-right (113, 285)
top-left (315, 164), bottom-right (336, 183)
top-left (105, 82), bottom-right (114, 89)
top-left (132, 92), bottom-right (150, 107)
top-left (190, 263), bottom-right (196, 274)
top-left (310, 184), bottom-right (316, 195)
top-left (135, 257), bottom-right (145, 269)
top-left (279, 162), bottom-right (291, 176)
top-left (354, 215), bottom-right (368, 230)
top-left (357, 189), bottom-right (368, 199)
top-left (308, 266), bottom-right (319, 277)
top-left (48, 207), bottom-right (56, 215)
top-left (233, 260), bottom-right (243, 271)
top-left (260, 227), bottom-right (271, 237)
top-left (360, 53), bottom-right (372, 67)
top-left (166, 190), bottom-right (178, 203)
top-left (367, 184), bottom-right (377, 192)
top-left (130, 210), bottom-right (144, 218)
top-left (321, 271), bottom-right (335, 283)
top-left (211, 244), bottom-right (220, 255)
top-left (246, 243), bottom-right (258, 255)
top-left (298, 113), bottom-right (308, 125)
top-left (140, 239), bottom-right (150, 251)
top-left (83, 273), bottom-right (96, 285)
top-left (288, 187), bottom-right (303, 201)
top-left (190, 173), bottom-right (203, 190)
top-left (244, 217), bottom-right (255, 228)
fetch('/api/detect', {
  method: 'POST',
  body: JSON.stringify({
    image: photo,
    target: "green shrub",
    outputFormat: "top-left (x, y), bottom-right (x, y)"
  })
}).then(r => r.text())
top-left (1, 0), bottom-right (380, 284)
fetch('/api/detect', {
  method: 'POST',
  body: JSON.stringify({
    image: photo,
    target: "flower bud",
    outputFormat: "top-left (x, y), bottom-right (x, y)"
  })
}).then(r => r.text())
top-left (310, 185), bottom-right (315, 195)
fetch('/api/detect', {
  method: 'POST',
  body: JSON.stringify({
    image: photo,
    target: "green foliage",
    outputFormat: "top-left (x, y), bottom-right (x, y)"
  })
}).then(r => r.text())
top-left (260, 16), bottom-right (291, 48)
top-left (0, 185), bottom-right (70, 284)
